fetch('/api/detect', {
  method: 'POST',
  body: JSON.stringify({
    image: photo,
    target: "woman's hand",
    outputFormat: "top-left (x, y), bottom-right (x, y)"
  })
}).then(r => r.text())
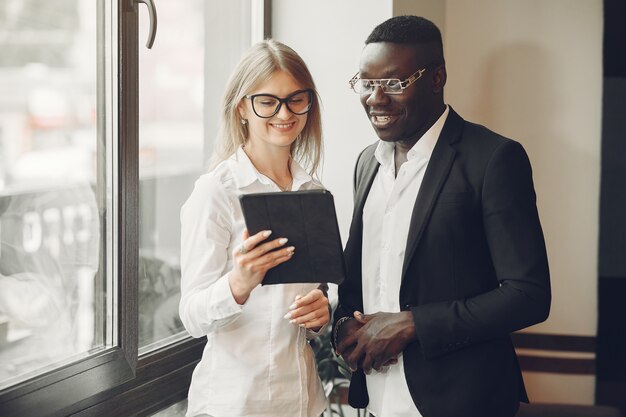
top-left (229, 229), bottom-right (294, 304)
top-left (284, 288), bottom-right (330, 331)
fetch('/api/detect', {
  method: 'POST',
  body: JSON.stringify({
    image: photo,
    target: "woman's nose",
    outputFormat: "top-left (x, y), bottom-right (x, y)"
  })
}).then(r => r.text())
top-left (275, 102), bottom-right (292, 119)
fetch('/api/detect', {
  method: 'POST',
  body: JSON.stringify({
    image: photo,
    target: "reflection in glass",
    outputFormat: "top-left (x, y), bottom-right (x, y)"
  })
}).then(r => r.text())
top-left (0, 0), bottom-right (111, 389)
top-left (137, 0), bottom-right (205, 353)
top-left (137, 0), bottom-right (251, 353)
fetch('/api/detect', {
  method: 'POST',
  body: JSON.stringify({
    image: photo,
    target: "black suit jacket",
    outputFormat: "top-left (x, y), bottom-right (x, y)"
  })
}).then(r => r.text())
top-left (334, 108), bottom-right (551, 417)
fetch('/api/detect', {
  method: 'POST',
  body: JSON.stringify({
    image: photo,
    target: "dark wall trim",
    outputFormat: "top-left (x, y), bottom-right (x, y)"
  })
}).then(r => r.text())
top-left (598, 1), bottom-right (626, 414)
top-left (603, 0), bottom-right (626, 77)
top-left (596, 277), bottom-right (626, 381)
top-left (597, 381), bottom-right (626, 415)
top-left (517, 355), bottom-right (595, 375)
top-left (512, 332), bottom-right (596, 376)
top-left (512, 332), bottom-right (596, 353)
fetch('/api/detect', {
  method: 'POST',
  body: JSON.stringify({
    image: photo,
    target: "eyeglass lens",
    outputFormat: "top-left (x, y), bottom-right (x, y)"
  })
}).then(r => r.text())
top-left (353, 79), bottom-right (402, 95)
top-left (251, 90), bottom-right (312, 118)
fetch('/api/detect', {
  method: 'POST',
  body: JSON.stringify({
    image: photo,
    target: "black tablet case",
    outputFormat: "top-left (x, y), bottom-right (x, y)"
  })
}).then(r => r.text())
top-left (238, 190), bottom-right (346, 285)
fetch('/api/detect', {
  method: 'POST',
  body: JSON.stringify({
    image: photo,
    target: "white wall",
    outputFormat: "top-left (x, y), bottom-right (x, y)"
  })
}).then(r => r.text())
top-left (441, 0), bottom-right (603, 404)
top-left (272, 0), bottom-right (392, 243)
top-left (444, 0), bottom-right (603, 338)
top-left (273, 0), bottom-right (603, 406)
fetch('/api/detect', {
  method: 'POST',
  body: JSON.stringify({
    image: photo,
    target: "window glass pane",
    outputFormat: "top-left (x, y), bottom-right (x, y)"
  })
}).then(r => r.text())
top-left (138, 1), bottom-right (252, 353)
top-left (0, 0), bottom-right (112, 389)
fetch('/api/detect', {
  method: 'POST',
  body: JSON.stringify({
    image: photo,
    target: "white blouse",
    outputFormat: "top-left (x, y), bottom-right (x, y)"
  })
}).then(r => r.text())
top-left (179, 147), bottom-right (326, 417)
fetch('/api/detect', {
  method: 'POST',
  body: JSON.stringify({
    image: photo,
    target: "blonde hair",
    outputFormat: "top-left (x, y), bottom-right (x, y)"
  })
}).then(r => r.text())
top-left (211, 39), bottom-right (323, 175)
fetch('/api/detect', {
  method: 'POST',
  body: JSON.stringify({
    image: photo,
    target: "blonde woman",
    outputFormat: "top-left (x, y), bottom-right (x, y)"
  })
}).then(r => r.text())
top-left (179, 40), bottom-right (329, 417)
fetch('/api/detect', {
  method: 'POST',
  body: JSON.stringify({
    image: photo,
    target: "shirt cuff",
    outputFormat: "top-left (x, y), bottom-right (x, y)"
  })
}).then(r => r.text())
top-left (306, 322), bottom-right (329, 339)
top-left (208, 272), bottom-right (243, 319)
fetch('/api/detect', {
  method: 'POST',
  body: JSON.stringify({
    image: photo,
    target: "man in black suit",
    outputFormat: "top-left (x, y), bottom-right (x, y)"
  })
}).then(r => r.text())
top-left (333, 15), bottom-right (551, 417)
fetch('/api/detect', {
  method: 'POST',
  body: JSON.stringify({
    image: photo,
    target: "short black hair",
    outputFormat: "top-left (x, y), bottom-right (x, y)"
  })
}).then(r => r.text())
top-left (366, 15), bottom-right (443, 52)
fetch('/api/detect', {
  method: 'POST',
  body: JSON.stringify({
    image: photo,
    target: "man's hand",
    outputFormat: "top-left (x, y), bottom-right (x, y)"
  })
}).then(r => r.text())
top-left (335, 317), bottom-right (365, 370)
top-left (341, 311), bottom-right (417, 374)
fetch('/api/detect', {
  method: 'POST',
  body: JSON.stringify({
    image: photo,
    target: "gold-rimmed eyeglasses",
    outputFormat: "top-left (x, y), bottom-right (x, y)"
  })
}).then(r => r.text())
top-left (348, 67), bottom-right (428, 95)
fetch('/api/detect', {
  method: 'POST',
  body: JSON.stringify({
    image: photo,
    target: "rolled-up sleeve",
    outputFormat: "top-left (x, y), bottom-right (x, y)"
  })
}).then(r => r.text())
top-left (179, 176), bottom-right (242, 338)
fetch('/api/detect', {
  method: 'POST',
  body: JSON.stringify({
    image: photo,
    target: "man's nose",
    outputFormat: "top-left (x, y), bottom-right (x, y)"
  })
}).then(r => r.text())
top-left (365, 86), bottom-right (390, 106)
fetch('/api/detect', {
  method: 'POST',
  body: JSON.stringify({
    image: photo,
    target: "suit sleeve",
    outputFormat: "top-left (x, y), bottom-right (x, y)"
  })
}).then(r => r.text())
top-left (412, 140), bottom-right (551, 359)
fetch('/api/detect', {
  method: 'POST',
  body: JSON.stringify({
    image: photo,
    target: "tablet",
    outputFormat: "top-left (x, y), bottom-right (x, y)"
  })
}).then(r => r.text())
top-left (238, 189), bottom-right (346, 285)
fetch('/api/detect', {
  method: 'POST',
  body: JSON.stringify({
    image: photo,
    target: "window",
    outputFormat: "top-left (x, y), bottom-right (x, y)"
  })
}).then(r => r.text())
top-left (136, 0), bottom-right (256, 354)
top-left (0, 0), bottom-right (108, 392)
top-left (0, 1), bottom-right (267, 415)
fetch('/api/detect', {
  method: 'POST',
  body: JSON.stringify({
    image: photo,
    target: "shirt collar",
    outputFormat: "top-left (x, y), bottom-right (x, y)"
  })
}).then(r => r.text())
top-left (289, 157), bottom-right (315, 191)
top-left (231, 146), bottom-right (314, 191)
top-left (230, 146), bottom-right (260, 189)
top-left (374, 105), bottom-right (450, 167)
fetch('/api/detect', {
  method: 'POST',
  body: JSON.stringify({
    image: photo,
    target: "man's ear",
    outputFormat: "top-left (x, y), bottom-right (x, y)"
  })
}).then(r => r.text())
top-left (432, 65), bottom-right (447, 93)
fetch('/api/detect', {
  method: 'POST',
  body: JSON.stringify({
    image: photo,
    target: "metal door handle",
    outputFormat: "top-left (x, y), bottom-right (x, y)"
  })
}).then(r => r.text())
top-left (136, 0), bottom-right (157, 48)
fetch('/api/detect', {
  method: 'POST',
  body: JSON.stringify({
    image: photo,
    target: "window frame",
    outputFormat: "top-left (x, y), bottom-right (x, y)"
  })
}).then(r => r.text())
top-left (0, 0), bottom-right (270, 414)
top-left (0, 0), bottom-right (137, 415)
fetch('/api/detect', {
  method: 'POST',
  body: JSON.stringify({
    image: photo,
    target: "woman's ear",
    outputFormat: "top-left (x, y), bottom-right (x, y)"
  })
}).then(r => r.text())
top-left (237, 102), bottom-right (248, 121)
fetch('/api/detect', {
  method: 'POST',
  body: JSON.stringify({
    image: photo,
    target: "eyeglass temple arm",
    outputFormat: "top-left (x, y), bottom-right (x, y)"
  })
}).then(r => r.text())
top-left (400, 68), bottom-right (426, 88)
top-left (349, 72), bottom-right (360, 87)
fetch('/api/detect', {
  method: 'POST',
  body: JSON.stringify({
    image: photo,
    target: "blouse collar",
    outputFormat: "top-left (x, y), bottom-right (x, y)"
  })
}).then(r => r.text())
top-left (230, 146), bottom-right (315, 191)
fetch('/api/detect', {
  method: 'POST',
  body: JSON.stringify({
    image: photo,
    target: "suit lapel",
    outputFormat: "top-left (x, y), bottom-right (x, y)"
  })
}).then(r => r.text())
top-left (353, 147), bottom-right (379, 221)
top-left (401, 109), bottom-right (464, 280)
top-left (344, 144), bottom-right (379, 275)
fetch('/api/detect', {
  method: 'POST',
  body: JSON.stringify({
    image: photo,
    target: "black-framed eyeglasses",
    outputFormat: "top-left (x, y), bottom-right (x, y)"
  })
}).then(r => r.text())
top-left (348, 67), bottom-right (428, 95)
top-left (244, 89), bottom-right (314, 118)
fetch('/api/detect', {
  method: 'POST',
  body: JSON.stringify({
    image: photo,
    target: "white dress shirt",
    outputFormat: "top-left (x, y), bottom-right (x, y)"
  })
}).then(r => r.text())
top-left (362, 107), bottom-right (449, 417)
top-left (179, 146), bottom-right (326, 417)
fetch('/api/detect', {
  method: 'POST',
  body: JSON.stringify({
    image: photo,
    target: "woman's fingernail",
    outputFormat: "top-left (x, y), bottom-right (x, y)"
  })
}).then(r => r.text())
top-left (279, 238), bottom-right (288, 245)
top-left (283, 312), bottom-right (291, 319)
top-left (289, 303), bottom-right (297, 310)
top-left (263, 230), bottom-right (272, 237)
top-left (289, 319), bottom-right (297, 324)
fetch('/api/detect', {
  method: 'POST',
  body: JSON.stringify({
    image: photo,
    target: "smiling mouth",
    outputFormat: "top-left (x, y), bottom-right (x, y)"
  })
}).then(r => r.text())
top-left (370, 115), bottom-right (395, 127)
top-left (271, 121), bottom-right (296, 129)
